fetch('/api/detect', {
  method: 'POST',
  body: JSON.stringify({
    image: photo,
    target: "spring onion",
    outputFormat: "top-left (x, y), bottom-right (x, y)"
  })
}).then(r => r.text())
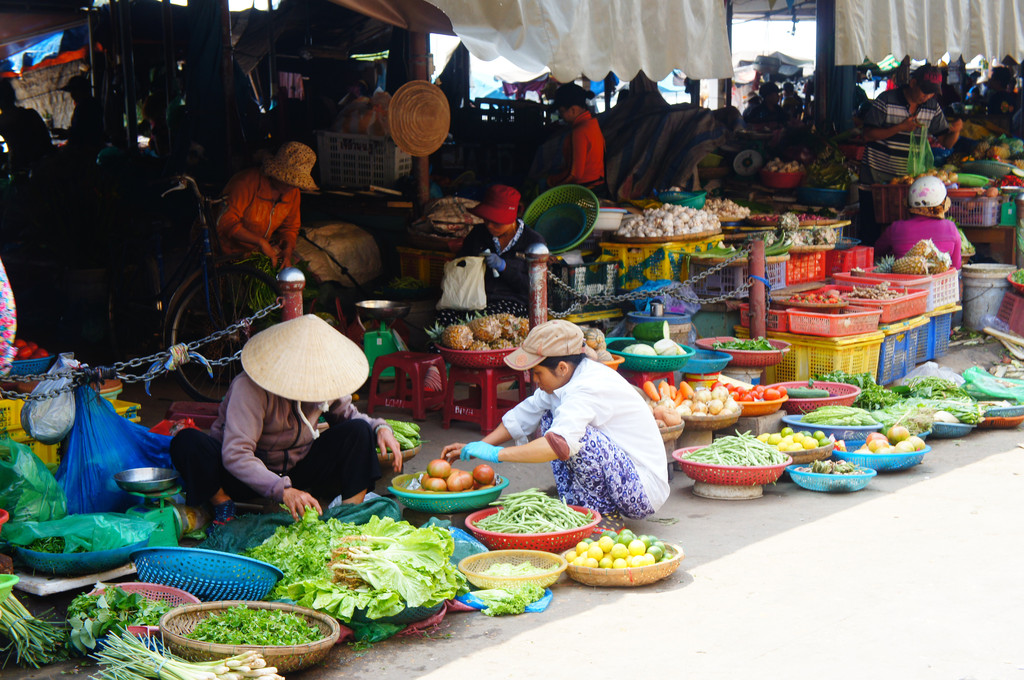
top-left (92, 631), bottom-right (284, 680)
top-left (475, 489), bottom-right (593, 534)
top-left (0, 592), bottom-right (67, 668)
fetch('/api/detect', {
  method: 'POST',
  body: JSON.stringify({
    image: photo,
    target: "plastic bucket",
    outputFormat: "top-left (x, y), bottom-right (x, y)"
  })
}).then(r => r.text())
top-left (684, 372), bottom-right (721, 392)
top-left (962, 264), bottom-right (1015, 330)
top-left (625, 311), bottom-right (692, 345)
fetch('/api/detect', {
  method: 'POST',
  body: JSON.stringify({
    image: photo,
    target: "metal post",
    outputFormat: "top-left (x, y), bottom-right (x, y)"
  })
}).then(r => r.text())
top-left (277, 268), bottom-right (305, 321)
top-left (526, 243), bottom-right (550, 329)
top-left (410, 31), bottom-right (431, 212)
top-left (750, 239), bottom-right (767, 339)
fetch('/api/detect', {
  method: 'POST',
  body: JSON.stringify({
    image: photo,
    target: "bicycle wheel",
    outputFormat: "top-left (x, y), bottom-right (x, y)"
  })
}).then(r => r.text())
top-left (163, 264), bottom-right (280, 401)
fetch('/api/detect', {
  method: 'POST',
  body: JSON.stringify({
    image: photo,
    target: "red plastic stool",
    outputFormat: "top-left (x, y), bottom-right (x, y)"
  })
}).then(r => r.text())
top-left (618, 369), bottom-right (675, 389)
top-left (367, 352), bottom-right (447, 421)
top-left (443, 365), bottom-right (530, 433)
top-left (166, 402), bottom-right (220, 430)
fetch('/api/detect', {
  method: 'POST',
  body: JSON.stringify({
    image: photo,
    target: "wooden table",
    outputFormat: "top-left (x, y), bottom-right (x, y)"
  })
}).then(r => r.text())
top-left (963, 225), bottom-right (1016, 265)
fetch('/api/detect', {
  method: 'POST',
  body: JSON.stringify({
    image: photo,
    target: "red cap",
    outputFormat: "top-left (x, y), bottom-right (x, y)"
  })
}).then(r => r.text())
top-left (470, 185), bottom-right (521, 224)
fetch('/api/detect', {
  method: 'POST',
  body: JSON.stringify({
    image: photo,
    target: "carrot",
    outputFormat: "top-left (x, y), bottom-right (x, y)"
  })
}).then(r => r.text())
top-left (659, 381), bottom-right (672, 400)
top-left (673, 390), bottom-right (686, 407)
top-left (677, 381), bottom-right (695, 400)
top-left (642, 380), bottom-right (660, 401)
top-left (667, 383), bottom-right (678, 400)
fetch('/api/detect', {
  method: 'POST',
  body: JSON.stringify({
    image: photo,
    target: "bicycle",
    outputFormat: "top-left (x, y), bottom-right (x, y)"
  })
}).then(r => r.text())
top-left (107, 175), bottom-right (279, 402)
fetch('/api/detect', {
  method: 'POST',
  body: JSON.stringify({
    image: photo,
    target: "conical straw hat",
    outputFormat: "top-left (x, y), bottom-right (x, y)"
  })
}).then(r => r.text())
top-left (389, 80), bottom-right (450, 157)
top-left (241, 315), bottom-right (368, 402)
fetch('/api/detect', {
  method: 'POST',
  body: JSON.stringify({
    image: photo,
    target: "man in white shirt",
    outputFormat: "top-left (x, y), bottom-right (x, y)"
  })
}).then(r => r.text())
top-left (442, 320), bottom-right (670, 519)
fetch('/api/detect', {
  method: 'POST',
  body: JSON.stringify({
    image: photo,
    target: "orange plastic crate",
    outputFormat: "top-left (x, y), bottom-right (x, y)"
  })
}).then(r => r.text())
top-left (786, 251), bottom-right (827, 285)
top-left (820, 284), bottom-right (929, 323)
top-left (826, 246), bottom-right (874, 277)
top-left (739, 303), bottom-right (789, 332)
top-left (785, 305), bottom-right (882, 337)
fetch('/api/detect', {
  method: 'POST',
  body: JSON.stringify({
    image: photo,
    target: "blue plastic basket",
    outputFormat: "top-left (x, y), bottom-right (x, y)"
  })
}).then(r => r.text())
top-left (131, 547), bottom-right (283, 601)
top-left (836, 445), bottom-right (931, 472)
top-left (606, 337), bottom-right (695, 372)
top-left (795, 186), bottom-right (849, 208)
top-left (786, 464), bottom-right (877, 492)
top-left (877, 322), bottom-right (922, 385)
top-left (388, 473), bottom-right (510, 513)
top-left (983, 404), bottom-right (1024, 418)
top-left (14, 539), bottom-right (149, 576)
top-left (534, 204), bottom-right (590, 254)
top-left (834, 237), bottom-right (862, 251)
top-left (780, 414), bottom-right (882, 443)
top-left (928, 421), bottom-right (974, 438)
top-left (8, 355), bottom-right (54, 377)
top-left (681, 349), bottom-right (732, 375)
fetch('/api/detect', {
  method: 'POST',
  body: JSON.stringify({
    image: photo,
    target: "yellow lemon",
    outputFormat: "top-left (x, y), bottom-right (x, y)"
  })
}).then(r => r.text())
top-left (612, 558), bottom-right (629, 569)
top-left (643, 553), bottom-right (658, 566)
top-left (587, 544), bottom-right (605, 561)
top-left (572, 555), bottom-right (588, 566)
top-left (598, 556), bottom-right (613, 569)
top-left (575, 541), bottom-right (590, 555)
top-left (610, 543), bottom-right (629, 560)
top-left (628, 539), bottom-right (647, 556)
top-left (768, 433), bottom-right (783, 445)
top-left (757, 433), bottom-right (770, 442)
top-left (803, 439), bottom-right (818, 450)
top-left (584, 557), bottom-right (600, 568)
top-left (597, 536), bottom-right (615, 553)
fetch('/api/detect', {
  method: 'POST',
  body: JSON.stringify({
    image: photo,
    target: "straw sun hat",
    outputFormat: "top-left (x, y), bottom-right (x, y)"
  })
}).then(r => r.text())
top-left (262, 141), bottom-right (319, 191)
top-left (241, 315), bottom-right (368, 402)
top-left (389, 80), bottom-right (450, 157)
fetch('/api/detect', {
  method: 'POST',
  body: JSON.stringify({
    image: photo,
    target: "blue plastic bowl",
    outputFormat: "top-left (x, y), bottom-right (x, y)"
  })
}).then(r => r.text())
top-left (780, 414), bottom-right (882, 443)
top-left (835, 445), bottom-right (931, 472)
top-left (534, 204), bottom-right (589, 254)
top-left (795, 186), bottom-right (849, 208)
top-left (15, 539), bottom-right (150, 576)
top-left (8, 355), bottom-right (54, 377)
top-left (928, 422), bottom-right (974, 438)
top-left (786, 464), bottom-right (877, 492)
top-left (682, 349), bottom-right (732, 375)
top-left (131, 547), bottom-right (283, 601)
top-left (983, 404), bottom-right (1024, 418)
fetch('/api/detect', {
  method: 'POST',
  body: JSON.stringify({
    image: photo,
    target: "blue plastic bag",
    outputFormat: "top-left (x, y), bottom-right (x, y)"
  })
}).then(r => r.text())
top-left (56, 386), bottom-right (173, 514)
top-left (457, 588), bottom-right (553, 614)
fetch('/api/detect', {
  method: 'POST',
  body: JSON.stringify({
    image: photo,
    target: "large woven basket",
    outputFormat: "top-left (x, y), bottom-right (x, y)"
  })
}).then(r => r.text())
top-left (660, 423), bottom-right (685, 443)
top-left (379, 445), bottom-right (420, 467)
top-left (464, 505), bottom-right (601, 553)
top-left (672, 446), bottom-right (792, 485)
top-left (458, 550), bottom-right (567, 589)
top-left (436, 346), bottom-right (515, 368)
top-left (679, 411), bottom-right (740, 432)
top-left (561, 543), bottom-right (685, 587)
top-left (159, 601), bottom-right (340, 674)
top-left (787, 441), bottom-right (834, 465)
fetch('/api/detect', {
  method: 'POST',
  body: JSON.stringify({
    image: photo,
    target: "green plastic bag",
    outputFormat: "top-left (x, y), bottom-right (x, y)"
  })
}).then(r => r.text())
top-left (2, 513), bottom-right (155, 552)
top-left (907, 125), bottom-right (934, 176)
top-left (962, 366), bottom-right (1024, 403)
top-left (0, 437), bottom-right (67, 523)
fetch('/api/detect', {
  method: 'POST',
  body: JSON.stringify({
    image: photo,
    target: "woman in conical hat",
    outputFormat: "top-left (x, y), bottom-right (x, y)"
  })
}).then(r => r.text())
top-left (168, 315), bottom-right (402, 528)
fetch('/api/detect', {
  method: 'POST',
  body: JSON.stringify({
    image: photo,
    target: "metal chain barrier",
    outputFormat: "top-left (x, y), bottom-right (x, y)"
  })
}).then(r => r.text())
top-left (548, 248), bottom-right (756, 318)
top-left (0, 300), bottom-right (283, 402)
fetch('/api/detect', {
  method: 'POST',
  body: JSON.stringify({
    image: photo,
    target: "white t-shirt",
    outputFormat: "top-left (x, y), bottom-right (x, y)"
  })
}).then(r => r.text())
top-left (502, 358), bottom-right (670, 511)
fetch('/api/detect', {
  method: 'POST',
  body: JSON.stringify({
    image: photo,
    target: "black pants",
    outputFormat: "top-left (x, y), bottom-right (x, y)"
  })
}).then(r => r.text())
top-left (169, 420), bottom-right (382, 506)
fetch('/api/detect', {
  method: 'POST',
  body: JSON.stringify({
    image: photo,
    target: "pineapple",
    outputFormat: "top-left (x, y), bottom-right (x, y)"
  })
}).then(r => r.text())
top-left (906, 240), bottom-right (931, 257)
top-left (438, 323), bottom-right (474, 350)
top-left (513, 316), bottom-right (530, 338)
top-left (873, 254), bottom-right (895, 274)
top-left (468, 314), bottom-right (502, 343)
top-left (469, 340), bottom-right (490, 351)
top-left (892, 255), bottom-right (930, 275)
top-left (489, 338), bottom-right (515, 350)
top-left (492, 313), bottom-right (516, 338)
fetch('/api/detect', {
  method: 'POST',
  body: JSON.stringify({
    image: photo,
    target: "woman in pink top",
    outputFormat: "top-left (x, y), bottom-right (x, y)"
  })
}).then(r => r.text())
top-left (875, 175), bottom-right (962, 269)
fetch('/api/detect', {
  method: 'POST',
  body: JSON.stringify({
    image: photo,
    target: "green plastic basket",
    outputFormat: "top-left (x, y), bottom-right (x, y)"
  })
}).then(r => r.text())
top-left (523, 185), bottom-right (600, 247)
top-left (0, 574), bottom-right (18, 606)
top-left (606, 337), bottom-right (695, 372)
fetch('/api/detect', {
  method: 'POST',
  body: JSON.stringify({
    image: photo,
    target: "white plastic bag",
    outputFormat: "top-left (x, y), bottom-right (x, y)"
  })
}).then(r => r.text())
top-left (437, 256), bottom-right (487, 311)
top-left (20, 353), bottom-right (80, 444)
top-left (899, 361), bottom-right (965, 386)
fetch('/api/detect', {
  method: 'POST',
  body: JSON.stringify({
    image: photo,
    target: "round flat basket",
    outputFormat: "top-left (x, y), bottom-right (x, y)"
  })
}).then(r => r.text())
top-left (694, 336), bottom-right (790, 368)
top-left (458, 550), bottom-right (567, 589)
top-left (771, 381), bottom-right (861, 414)
top-left (561, 543), bottom-right (684, 587)
top-left (131, 547), bottom-right (283, 601)
top-left (836, 446), bottom-right (930, 472)
top-left (436, 346), bottom-right (515, 368)
top-left (679, 411), bottom-right (740, 432)
top-left (610, 228), bottom-right (722, 244)
top-left (524, 185), bottom-right (600, 235)
top-left (983, 404), bottom-right (1024, 418)
top-left (671, 446), bottom-right (792, 485)
top-left (660, 423), bottom-right (685, 443)
top-left (464, 505), bottom-right (601, 553)
top-left (928, 422), bottom-right (974, 439)
top-left (977, 413), bottom-right (1024, 429)
top-left (14, 539), bottom-right (149, 576)
top-left (786, 441), bottom-right (834, 464)
top-left (159, 601), bottom-right (340, 674)
top-left (739, 396), bottom-right (788, 417)
top-left (379, 445), bottom-right (420, 467)
top-left (786, 464), bottom-right (876, 492)
top-left (388, 472), bottom-right (509, 513)
top-left (606, 337), bottom-right (695, 372)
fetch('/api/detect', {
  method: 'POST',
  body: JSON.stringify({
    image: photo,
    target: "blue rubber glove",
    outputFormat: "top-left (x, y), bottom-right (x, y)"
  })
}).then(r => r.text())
top-left (484, 251), bottom-right (506, 273)
top-left (461, 441), bottom-right (503, 463)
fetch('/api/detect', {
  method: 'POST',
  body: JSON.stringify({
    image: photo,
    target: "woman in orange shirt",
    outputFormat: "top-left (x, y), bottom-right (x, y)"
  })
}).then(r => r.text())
top-left (217, 141), bottom-right (318, 268)
top-left (548, 84), bottom-right (606, 194)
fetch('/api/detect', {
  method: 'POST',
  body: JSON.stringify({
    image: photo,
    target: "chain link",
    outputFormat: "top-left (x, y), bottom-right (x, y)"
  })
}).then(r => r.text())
top-left (0, 300), bottom-right (282, 402)
top-left (548, 248), bottom-right (757, 318)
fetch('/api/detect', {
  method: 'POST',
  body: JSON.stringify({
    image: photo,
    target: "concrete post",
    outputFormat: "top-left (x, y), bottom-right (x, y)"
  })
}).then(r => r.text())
top-left (527, 243), bottom-right (551, 329)
top-left (277, 268), bottom-right (305, 321)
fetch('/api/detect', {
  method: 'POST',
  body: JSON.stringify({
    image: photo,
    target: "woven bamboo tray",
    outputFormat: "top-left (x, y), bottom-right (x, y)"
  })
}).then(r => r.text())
top-left (379, 445), bottom-right (420, 466)
top-left (159, 601), bottom-right (341, 673)
top-left (786, 441), bottom-right (834, 464)
top-left (680, 411), bottom-right (740, 431)
top-left (458, 550), bottom-right (567, 589)
top-left (611, 228), bottom-right (722, 244)
top-left (660, 423), bottom-right (685, 442)
top-left (561, 543), bottom-right (685, 587)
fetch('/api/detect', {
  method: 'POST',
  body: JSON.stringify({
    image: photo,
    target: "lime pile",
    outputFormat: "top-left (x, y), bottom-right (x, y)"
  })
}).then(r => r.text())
top-left (565, 530), bottom-right (670, 569)
top-left (756, 427), bottom-right (831, 453)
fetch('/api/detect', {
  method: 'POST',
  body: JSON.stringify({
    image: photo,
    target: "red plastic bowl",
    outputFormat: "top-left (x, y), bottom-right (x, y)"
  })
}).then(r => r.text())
top-left (0, 508), bottom-right (8, 534)
top-left (695, 336), bottom-right (790, 368)
top-left (1007, 273), bottom-right (1024, 296)
top-left (759, 169), bottom-right (806, 190)
top-left (436, 346), bottom-right (515, 368)
top-left (770, 381), bottom-right (862, 414)
top-left (672, 446), bottom-right (792, 485)
top-left (464, 505), bottom-right (602, 553)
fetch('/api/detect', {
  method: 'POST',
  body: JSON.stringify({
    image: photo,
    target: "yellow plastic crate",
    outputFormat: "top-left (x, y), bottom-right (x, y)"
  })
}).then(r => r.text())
top-left (735, 327), bottom-right (884, 383)
top-left (0, 398), bottom-right (25, 434)
top-left (396, 247), bottom-right (455, 288)
top-left (6, 430), bottom-right (61, 465)
top-left (601, 234), bottom-right (723, 291)
top-left (109, 399), bottom-right (142, 423)
top-left (553, 308), bottom-right (624, 324)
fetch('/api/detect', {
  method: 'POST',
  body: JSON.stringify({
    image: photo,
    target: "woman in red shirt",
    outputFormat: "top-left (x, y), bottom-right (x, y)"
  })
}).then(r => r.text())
top-left (548, 84), bottom-right (606, 194)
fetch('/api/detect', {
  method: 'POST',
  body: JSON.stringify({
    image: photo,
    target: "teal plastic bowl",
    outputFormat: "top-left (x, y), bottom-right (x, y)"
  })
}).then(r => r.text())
top-left (656, 190), bottom-right (707, 209)
top-left (780, 414), bottom-right (882, 443)
top-left (388, 473), bottom-right (510, 513)
top-left (786, 464), bottom-right (876, 492)
top-left (606, 337), bottom-right (695, 372)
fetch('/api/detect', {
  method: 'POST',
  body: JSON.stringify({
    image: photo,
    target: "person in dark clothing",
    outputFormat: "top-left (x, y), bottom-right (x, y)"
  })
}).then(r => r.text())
top-left (987, 66), bottom-right (1018, 117)
top-left (437, 184), bottom-right (546, 325)
top-left (56, 75), bottom-right (104, 155)
top-left (0, 79), bottom-right (53, 175)
top-left (743, 82), bottom-right (789, 130)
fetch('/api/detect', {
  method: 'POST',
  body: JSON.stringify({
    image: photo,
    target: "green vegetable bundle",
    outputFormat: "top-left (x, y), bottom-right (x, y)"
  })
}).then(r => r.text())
top-left (815, 371), bottom-right (903, 410)
top-left (0, 592), bottom-right (67, 668)
top-left (93, 632), bottom-right (283, 680)
top-left (800, 406), bottom-right (879, 426)
top-left (475, 489), bottom-right (593, 534)
top-left (472, 584), bottom-right (546, 616)
top-left (66, 586), bottom-right (173, 654)
top-left (713, 338), bottom-right (774, 351)
top-left (187, 606), bottom-right (322, 646)
top-left (682, 432), bottom-right (789, 466)
top-left (381, 419), bottom-right (421, 452)
top-left (906, 377), bottom-right (972, 401)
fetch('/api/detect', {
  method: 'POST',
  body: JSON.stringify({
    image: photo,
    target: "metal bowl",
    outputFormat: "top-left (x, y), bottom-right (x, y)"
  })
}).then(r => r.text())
top-left (355, 300), bottom-right (412, 322)
top-left (114, 468), bottom-right (181, 493)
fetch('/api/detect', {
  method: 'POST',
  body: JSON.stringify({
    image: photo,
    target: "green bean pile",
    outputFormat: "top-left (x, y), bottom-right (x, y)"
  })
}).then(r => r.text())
top-left (800, 406), bottom-right (879, 426)
top-left (475, 489), bottom-right (593, 534)
top-left (682, 432), bottom-right (789, 466)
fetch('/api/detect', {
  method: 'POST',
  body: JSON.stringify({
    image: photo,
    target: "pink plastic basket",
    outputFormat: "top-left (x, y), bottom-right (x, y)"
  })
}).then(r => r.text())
top-left (436, 346), bottom-right (515, 368)
top-left (695, 336), bottom-right (790, 367)
top-left (672, 446), bottom-right (792, 485)
top-left (769, 381), bottom-right (862, 414)
top-left (785, 305), bottom-right (882, 337)
top-left (464, 506), bottom-right (601, 552)
top-left (833, 269), bottom-right (959, 312)
top-left (88, 582), bottom-right (202, 637)
top-left (739, 303), bottom-right (789, 332)
top-left (823, 284), bottom-right (929, 323)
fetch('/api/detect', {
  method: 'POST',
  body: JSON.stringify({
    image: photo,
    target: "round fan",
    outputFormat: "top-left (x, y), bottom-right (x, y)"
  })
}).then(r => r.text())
top-left (733, 149), bottom-right (764, 177)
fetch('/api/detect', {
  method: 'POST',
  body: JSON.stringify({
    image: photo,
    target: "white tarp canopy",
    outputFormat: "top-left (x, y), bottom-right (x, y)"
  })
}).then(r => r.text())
top-left (835, 0), bottom-right (1024, 65)
top-left (328, 0), bottom-right (734, 81)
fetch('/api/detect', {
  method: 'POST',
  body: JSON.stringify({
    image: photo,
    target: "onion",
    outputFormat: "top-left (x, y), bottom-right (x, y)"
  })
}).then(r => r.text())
top-left (708, 399), bottom-right (724, 415)
top-left (695, 389), bottom-right (712, 403)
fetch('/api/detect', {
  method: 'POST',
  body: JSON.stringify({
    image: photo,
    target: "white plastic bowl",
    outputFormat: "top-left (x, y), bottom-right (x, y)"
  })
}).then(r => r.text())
top-left (593, 208), bottom-right (627, 231)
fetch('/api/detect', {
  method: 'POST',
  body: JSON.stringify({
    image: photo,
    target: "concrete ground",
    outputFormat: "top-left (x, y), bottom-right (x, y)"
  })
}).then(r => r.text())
top-left (9, 340), bottom-right (1024, 680)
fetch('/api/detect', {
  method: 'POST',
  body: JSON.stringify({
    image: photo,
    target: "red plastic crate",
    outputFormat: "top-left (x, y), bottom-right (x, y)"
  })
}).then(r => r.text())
top-left (820, 284), bottom-right (929, 323)
top-left (785, 305), bottom-right (883, 337)
top-left (786, 251), bottom-right (827, 285)
top-left (833, 268), bottom-right (959, 311)
top-left (739, 303), bottom-right (790, 332)
top-left (997, 291), bottom-right (1024, 335)
top-left (826, 246), bottom-right (874, 277)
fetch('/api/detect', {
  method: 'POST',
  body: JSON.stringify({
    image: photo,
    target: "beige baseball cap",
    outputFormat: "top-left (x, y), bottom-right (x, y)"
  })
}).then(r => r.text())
top-left (504, 320), bottom-right (588, 371)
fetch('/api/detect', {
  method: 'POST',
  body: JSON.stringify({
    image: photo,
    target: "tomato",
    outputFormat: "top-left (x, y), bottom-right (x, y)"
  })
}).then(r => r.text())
top-left (764, 388), bottom-right (781, 401)
top-left (737, 392), bottom-right (753, 402)
top-left (13, 339), bottom-right (26, 348)
top-left (776, 386), bottom-right (787, 397)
